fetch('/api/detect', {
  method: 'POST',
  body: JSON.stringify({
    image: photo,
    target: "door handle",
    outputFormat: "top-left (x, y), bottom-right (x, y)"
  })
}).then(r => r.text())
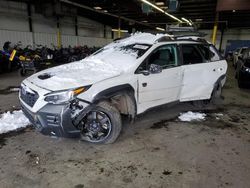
top-left (142, 83), bottom-right (147, 87)
top-left (213, 68), bottom-right (223, 72)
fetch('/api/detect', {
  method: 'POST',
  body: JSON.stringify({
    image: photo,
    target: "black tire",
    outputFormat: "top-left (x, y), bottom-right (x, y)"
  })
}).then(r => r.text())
top-left (192, 99), bottom-right (210, 109)
top-left (80, 101), bottom-right (122, 144)
top-left (210, 82), bottom-right (222, 105)
top-left (192, 82), bottom-right (222, 108)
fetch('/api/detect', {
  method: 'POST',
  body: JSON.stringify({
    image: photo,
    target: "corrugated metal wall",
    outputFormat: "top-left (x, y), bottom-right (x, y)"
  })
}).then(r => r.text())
top-left (78, 36), bottom-right (112, 47)
top-left (33, 33), bottom-right (57, 47)
top-left (0, 29), bottom-right (113, 49)
top-left (0, 30), bottom-right (33, 50)
top-left (0, 0), bottom-right (113, 50)
top-left (61, 35), bottom-right (78, 47)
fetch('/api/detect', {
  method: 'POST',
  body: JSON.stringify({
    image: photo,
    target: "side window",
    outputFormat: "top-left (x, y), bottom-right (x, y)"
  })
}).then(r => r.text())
top-left (148, 45), bottom-right (178, 69)
top-left (182, 44), bottom-right (204, 65)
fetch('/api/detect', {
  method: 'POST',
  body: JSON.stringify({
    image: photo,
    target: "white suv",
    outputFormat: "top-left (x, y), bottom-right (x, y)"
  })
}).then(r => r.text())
top-left (19, 33), bottom-right (227, 144)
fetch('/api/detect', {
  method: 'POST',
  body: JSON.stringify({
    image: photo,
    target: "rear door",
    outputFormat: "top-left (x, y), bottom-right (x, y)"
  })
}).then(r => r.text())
top-left (180, 43), bottom-right (227, 101)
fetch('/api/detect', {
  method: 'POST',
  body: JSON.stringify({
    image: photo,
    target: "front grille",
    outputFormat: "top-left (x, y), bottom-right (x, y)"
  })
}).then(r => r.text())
top-left (20, 85), bottom-right (39, 107)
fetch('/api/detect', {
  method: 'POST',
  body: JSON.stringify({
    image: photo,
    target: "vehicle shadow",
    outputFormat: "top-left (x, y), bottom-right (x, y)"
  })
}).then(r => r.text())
top-left (120, 101), bottom-right (221, 140)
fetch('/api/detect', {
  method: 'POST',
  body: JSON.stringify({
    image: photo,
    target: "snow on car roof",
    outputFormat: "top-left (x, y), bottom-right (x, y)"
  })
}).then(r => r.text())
top-left (106, 32), bottom-right (171, 47)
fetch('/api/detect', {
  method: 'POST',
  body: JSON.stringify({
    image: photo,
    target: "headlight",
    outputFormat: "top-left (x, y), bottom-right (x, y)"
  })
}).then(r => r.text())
top-left (44, 86), bottom-right (90, 104)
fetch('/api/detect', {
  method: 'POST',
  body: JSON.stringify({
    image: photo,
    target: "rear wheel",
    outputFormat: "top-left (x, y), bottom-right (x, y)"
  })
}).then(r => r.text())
top-left (210, 82), bottom-right (223, 105)
top-left (79, 101), bottom-right (122, 144)
top-left (192, 82), bottom-right (222, 108)
top-left (192, 99), bottom-right (210, 109)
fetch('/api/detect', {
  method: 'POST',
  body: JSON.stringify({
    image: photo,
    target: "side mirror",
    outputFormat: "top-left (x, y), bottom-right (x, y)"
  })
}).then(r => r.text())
top-left (149, 64), bottom-right (162, 74)
top-left (234, 52), bottom-right (238, 55)
top-left (140, 70), bottom-right (150, 76)
top-left (137, 66), bottom-right (150, 76)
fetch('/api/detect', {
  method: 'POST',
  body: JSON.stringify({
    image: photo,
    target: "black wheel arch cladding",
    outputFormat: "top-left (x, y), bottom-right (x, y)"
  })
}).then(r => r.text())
top-left (93, 84), bottom-right (137, 118)
top-left (92, 84), bottom-right (136, 103)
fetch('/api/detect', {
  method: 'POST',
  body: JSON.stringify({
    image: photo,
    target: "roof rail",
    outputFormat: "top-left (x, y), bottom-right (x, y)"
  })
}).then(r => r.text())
top-left (175, 35), bottom-right (209, 44)
top-left (155, 36), bottom-right (174, 43)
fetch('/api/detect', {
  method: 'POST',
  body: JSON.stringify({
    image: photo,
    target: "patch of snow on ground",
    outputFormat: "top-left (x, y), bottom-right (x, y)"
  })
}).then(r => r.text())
top-left (0, 110), bottom-right (30, 134)
top-left (9, 87), bottom-right (20, 92)
top-left (178, 111), bottom-right (206, 122)
top-left (214, 113), bottom-right (223, 120)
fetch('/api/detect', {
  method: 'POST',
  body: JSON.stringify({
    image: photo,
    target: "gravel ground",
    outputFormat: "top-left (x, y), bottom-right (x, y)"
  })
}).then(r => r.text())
top-left (0, 64), bottom-right (249, 188)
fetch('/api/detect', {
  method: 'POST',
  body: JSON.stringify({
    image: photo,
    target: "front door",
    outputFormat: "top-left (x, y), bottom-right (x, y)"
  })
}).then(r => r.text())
top-left (137, 44), bottom-right (183, 113)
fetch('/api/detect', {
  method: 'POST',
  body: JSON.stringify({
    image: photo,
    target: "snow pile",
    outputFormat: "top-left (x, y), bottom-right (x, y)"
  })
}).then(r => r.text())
top-left (106, 32), bottom-right (167, 47)
top-left (9, 87), bottom-right (20, 92)
top-left (178, 111), bottom-right (206, 122)
top-left (215, 113), bottom-right (223, 120)
top-left (0, 110), bottom-right (30, 134)
top-left (27, 59), bottom-right (124, 91)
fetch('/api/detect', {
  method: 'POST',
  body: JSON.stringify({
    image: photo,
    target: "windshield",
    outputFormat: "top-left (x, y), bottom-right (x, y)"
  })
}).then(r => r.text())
top-left (84, 42), bottom-right (151, 71)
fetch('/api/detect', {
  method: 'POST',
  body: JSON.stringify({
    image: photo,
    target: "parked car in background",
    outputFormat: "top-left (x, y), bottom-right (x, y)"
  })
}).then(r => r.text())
top-left (233, 47), bottom-right (248, 68)
top-left (19, 33), bottom-right (227, 144)
top-left (235, 47), bottom-right (250, 88)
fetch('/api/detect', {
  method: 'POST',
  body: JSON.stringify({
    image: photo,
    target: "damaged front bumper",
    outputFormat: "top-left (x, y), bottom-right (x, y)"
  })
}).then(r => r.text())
top-left (21, 100), bottom-right (92, 138)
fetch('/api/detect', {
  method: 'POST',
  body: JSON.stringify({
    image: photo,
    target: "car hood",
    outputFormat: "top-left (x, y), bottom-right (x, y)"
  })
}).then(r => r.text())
top-left (26, 59), bottom-right (123, 91)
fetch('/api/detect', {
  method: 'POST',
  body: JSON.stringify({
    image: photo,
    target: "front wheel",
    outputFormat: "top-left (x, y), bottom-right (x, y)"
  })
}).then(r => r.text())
top-left (79, 101), bottom-right (122, 144)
